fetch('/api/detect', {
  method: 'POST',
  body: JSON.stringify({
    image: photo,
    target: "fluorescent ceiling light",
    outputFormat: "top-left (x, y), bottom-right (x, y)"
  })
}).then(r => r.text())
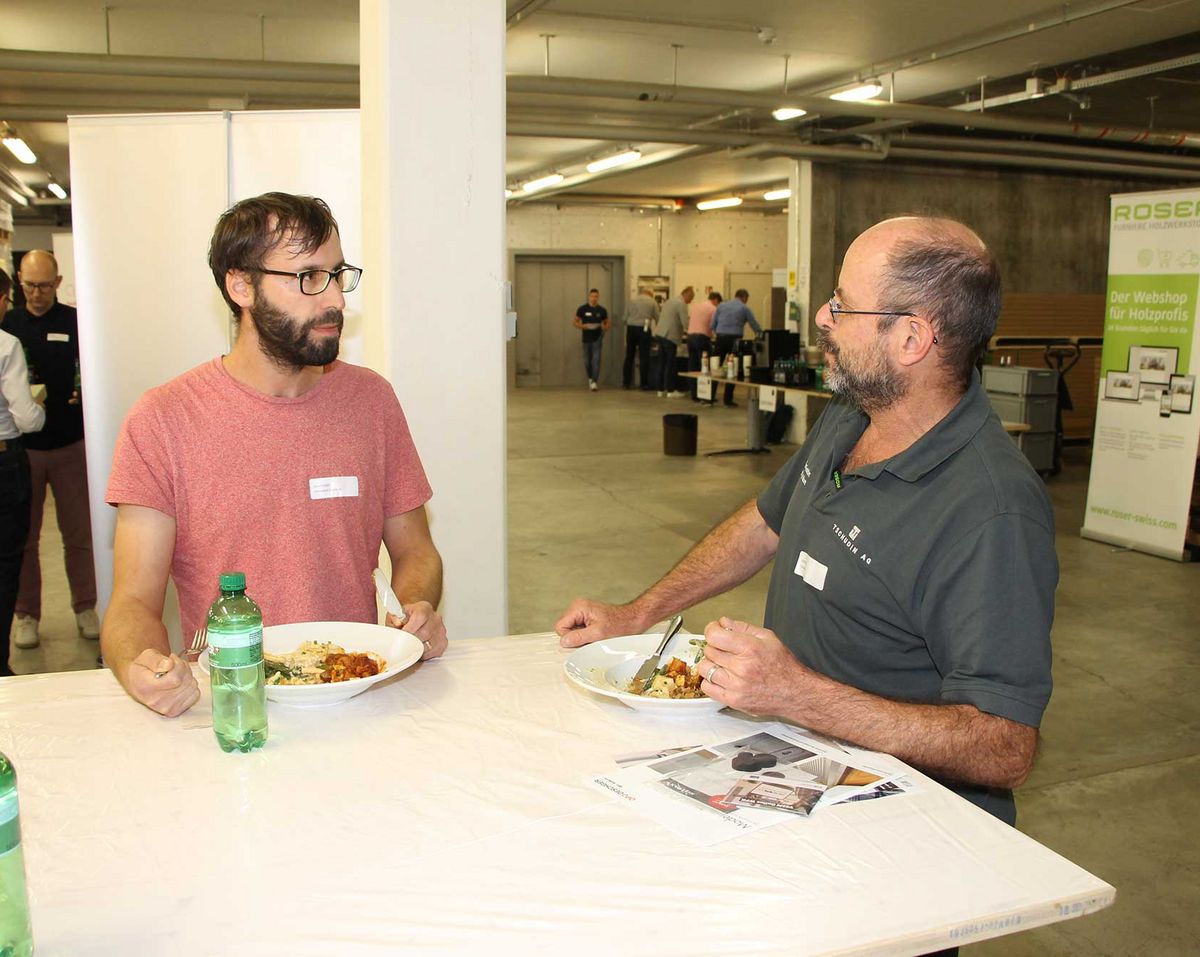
top-left (830, 81), bottom-right (883, 102)
top-left (47, 182), bottom-right (67, 199)
top-left (772, 107), bottom-right (807, 121)
top-left (586, 149), bottom-right (641, 173)
top-left (2, 136), bottom-right (36, 164)
top-left (504, 188), bottom-right (514, 198)
top-left (763, 188), bottom-right (791, 201)
top-left (696, 197), bottom-right (743, 211)
top-left (522, 173), bottom-right (565, 193)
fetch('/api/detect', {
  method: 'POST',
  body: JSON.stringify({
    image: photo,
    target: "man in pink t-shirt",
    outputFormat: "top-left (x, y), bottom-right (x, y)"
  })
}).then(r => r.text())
top-left (101, 192), bottom-right (446, 717)
top-left (686, 291), bottom-right (720, 402)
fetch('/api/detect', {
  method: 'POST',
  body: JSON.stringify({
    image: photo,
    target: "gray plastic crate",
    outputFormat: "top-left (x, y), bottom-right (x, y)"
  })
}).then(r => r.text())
top-left (988, 392), bottom-right (1057, 432)
top-left (981, 365), bottom-right (1058, 396)
top-left (1016, 431), bottom-right (1056, 472)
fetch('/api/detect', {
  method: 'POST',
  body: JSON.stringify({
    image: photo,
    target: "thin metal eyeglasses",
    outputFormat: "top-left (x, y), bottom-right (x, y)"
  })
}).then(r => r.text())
top-left (826, 296), bottom-right (937, 343)
top-left (254, 264), bottom-right (363, 296)
top-left (20, 281), bottom-right (57, 292)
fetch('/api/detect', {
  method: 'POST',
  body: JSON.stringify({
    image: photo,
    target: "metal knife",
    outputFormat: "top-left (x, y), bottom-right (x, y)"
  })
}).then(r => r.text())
top-left (372, 568), bottom-right (409, 625)
top-left (632, 614), bottom-right (684, 689)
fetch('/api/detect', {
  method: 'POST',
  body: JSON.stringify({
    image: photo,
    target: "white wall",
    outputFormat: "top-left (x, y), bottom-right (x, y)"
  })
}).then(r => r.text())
top-left (507, 205), bottom-right (787, 296)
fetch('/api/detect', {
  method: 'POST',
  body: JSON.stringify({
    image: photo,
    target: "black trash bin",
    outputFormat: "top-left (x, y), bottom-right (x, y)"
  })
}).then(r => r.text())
top-left (663, 413), bottom-right (698, 456)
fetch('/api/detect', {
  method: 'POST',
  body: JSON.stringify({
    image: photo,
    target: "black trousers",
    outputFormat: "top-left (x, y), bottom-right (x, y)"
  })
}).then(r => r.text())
top-left (623, 327), bottom-right (650, 389)
top-left (686, 333), bottom-right (712, 399)
top-left (0, 441), bottom-right (33, 676)
top-left (655, 338), bottom-right (679, 392)
top-left (714, 334), bottom-right (741, 404)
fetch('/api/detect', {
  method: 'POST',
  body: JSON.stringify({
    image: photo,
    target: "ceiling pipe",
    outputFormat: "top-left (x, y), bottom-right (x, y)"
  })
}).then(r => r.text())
top-left (795, 0), bottom-right (1143, 96)
top-left (506, 75), bottom-right (1200, 148)
top-left (507, 119), bottom-right (884, 159)
top-left (896, 133), bottom-right (1200, 170)
top-left (0, 48), bottom-right (358, 85)
top-left (507, 0), bottom-right (553, 28)
top-left (887, 146), bottom-right (1200, 181)
top-left (0, 100), bottom-right (358, 122)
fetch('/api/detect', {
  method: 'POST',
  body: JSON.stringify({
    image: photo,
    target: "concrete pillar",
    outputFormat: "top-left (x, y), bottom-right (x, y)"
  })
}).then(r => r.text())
top-left (360, 1), bottom-right (508, 638)
top-left (785, 160), bottom-right (813, 337)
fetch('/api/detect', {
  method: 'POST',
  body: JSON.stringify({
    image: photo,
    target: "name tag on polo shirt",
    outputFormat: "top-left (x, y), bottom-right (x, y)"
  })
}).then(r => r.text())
top-left (309, 476), bottom-right (359, 500)
top-left (47, 333), bottom-right (71, 343)
top-left (794, 551), bottom-right (828, 591)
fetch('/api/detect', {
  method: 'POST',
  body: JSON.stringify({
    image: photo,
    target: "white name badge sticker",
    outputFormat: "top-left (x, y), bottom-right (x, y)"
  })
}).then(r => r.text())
top-left (794, 551), bottom-right (828, 591)
top-left (309, 476), bottom-right (360, 500)
top-left (697, 376), bottom-right (713, 401)
top-left (47, 333), bottom-right (71, 343)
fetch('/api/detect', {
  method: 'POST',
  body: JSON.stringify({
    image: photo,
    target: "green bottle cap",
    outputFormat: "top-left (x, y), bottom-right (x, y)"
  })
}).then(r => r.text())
top-left (219, 572), bottom-right (246, 591)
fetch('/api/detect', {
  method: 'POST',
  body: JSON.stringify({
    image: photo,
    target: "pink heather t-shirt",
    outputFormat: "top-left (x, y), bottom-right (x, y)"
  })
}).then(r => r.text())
top-left (106, 358), bottom-right (432, 636)
top-left (687, 299), bottom-right (716, 336)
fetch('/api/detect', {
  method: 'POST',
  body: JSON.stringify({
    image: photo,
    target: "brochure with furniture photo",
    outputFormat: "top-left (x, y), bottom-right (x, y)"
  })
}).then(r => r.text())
top-left (591, 723), bottom-right (916, 845)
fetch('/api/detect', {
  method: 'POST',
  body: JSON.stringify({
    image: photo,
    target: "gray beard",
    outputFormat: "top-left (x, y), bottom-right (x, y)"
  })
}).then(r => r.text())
top-left (816, 329), bottom-right (907, 414)
top-left (249, 299), bottom-right (343, 371)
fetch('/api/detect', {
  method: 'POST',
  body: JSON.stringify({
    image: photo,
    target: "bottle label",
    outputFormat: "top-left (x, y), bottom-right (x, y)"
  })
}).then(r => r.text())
top-left (209, 626), bottom-right (264, 670)
top-left (0, 791), bottom-right (20, 855)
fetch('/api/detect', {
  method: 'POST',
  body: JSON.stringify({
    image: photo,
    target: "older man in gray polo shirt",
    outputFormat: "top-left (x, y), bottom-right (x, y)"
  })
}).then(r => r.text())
top-left (556, 216), bottom-right (1056, 827)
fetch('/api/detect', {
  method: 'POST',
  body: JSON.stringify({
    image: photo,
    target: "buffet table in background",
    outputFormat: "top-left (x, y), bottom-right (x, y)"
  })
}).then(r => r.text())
top-left (0, 634), bottom-right (1113, 956)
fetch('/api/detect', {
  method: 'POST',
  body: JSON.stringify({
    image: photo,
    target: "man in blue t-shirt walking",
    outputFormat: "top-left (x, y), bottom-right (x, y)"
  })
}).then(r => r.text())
top-left (573, 289), bottom-right (610, 391)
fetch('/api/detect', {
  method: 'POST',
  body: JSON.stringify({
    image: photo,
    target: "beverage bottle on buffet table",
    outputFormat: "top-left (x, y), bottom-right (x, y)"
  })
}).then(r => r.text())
top-left (0, 752), bottom-right (33, 957)
top-left (208, 572), bottom-right (268, 753)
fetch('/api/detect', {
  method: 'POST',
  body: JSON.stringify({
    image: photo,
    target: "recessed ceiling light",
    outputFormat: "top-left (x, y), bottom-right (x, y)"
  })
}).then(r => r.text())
top-left (586, 149), bottom-right (641, 173)
top-left (523, 173), bottom-right (565, 193)
top-left (830, 81), bottom-right (883, 102)
top-left (2, 136), bottom-right (37, 164)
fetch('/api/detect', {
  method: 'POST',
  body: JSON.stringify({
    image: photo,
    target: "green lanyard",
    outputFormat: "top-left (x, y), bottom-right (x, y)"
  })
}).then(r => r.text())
top-left (832, 469), bottom-right (843, 490)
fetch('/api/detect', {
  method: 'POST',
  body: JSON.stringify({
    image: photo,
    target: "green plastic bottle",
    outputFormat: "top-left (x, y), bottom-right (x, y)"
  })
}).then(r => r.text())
top-left (0, 752), bottom-right (33, 957)
top-left (207, 572), bottom-right (268, 753)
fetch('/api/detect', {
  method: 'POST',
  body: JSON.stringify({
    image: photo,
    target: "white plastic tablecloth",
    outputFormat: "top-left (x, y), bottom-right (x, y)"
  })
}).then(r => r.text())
top-left (0, 633), bottom-right (1113, 955)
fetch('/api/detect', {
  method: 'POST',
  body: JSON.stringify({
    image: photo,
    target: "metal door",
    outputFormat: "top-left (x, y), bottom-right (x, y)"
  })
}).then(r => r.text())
top-left (513, 256), bottom-right (622, 388)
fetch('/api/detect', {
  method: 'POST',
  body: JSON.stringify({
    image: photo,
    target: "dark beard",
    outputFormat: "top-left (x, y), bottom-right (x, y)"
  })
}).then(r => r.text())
top-left (815, 328), bottom-right (906, 413)
top-left (249, 298), bottom-right (343, 371)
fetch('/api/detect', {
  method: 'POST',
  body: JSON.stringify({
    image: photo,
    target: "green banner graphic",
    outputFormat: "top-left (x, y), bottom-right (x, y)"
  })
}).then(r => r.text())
top-left (1101, 273), bottom-right (1197, 376)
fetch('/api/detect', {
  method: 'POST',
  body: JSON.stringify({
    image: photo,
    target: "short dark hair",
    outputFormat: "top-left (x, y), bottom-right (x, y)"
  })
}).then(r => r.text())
top-left (735, 288), bottom-right (749, 299)
top-left (0, 268), bottom-right (10, 299)
top-left (588, 288), bottom-right (599, 295)
top-left (208, 192), bottom-right (340, 317)
top-left (878, 223), bottom-right (1001, 388)
top-left (709, 292), bottom-right (722, 303)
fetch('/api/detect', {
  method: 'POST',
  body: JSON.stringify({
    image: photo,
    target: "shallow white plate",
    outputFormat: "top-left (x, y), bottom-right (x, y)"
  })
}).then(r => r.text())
top-left (563, 632), bottom-right (724, 714)
top-left (198, 621), bottom-right (424, 709)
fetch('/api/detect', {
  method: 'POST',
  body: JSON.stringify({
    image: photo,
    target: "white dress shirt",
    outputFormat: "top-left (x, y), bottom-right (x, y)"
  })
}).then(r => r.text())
top-left (0, 327), bottom-right (45, 440)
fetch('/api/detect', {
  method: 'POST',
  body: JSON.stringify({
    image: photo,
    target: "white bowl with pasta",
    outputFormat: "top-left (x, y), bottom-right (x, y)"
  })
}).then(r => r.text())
top-left (563, 631), bottom-right (724, 714)
top-left (198, 620), bottom-right (424, 708)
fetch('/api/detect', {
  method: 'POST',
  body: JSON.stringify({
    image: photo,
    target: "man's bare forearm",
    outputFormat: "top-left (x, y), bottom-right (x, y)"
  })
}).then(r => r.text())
top-left (101, 595), bottom-right (172, 688)
top-left (626, 499), bottom-right (778, 630)
top-left (780, 672), bottom-right (1038, 788)
top-left (391, 545), bottom-right (443, 609)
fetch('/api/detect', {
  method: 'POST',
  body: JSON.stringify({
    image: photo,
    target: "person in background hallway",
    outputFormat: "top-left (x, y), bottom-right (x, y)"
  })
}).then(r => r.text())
top-left (621, 287), bottom-right (659, 390)
top-left (655, 286), bottom-right (692, 398)
top-left (711, 288), bottom-right (762, 407)
top-left (573, 288), bottom-right (609, 391)
top-left (4, 250), bottom-right (98, 650)
top-left (687, 291), bottom-right (720, 402)
top-left (1, 269), bottom-right (46, 675)
top-left (557, 217), bottom-right (1056, 852)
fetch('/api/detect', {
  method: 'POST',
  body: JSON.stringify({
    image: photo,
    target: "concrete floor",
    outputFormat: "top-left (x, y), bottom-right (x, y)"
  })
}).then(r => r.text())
top-left (12, 384), bottom-right (1199, 953)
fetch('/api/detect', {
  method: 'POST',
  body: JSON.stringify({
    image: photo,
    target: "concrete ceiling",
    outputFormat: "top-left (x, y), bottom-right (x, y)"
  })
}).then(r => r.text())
top-left (2, 0), bottom-right (1200, 218)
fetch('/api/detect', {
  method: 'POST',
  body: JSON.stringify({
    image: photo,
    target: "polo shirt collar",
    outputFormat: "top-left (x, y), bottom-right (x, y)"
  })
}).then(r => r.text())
top-left (879, 371), bottom-right (991, 483)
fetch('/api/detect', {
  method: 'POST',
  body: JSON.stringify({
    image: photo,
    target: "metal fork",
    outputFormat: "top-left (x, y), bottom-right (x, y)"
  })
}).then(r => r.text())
top-left (154, 629), bottom-right (208, 678)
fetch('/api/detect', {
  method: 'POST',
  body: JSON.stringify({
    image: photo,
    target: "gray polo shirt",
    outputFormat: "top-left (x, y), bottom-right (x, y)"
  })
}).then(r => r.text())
top-left (756, 374), bottom-right (1057, 824)
top-left (656, 297), bottom-right (688, 344)
top-left (622, 295), bottom-right (660, 331)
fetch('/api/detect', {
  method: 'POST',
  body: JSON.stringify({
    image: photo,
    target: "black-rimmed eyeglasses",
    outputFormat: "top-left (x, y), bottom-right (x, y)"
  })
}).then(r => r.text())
top-left (826, 296), bottom-right (937, 344)
top-left (254, 264), bottom-right (363, 296)
top-left (826, 296), bottom-right (915, 322)
top-left (20, 281), bottom-right (57, 293)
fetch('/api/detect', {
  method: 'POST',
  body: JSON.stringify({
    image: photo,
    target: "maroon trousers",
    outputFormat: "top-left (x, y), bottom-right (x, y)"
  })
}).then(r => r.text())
top-left (16, 440), bottom-right (97, 619)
